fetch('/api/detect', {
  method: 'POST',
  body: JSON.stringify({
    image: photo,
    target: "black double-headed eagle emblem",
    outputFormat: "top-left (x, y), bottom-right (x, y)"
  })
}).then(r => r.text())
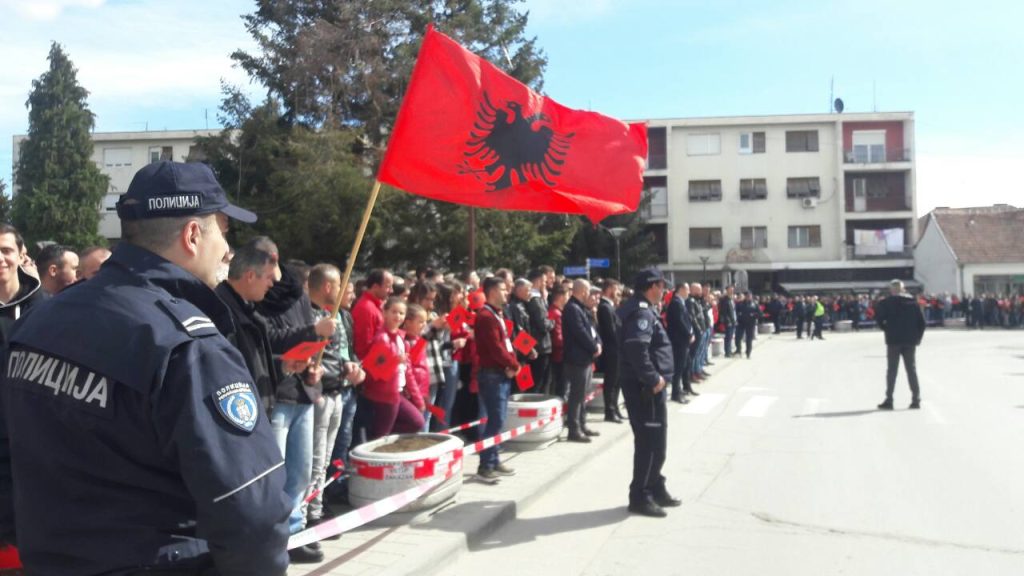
top-left (459, 92), bottom-right (575, 190)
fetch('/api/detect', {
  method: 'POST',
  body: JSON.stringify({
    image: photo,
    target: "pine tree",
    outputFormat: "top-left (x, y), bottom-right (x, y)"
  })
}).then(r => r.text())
top-left (13, 42), bottom-right (108, 250)
top-left (0, 179), bottom-right (11, 224)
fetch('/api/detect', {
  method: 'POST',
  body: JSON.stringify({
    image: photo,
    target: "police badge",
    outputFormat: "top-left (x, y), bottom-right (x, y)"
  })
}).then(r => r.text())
top-left (638, 319), bottom-right (650, 331)
top-left (214, 382), bottom-right (260, 432)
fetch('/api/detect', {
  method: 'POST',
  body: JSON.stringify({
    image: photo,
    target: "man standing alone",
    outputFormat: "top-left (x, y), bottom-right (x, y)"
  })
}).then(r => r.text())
top-left (875, 280), bottom-right (926, 410)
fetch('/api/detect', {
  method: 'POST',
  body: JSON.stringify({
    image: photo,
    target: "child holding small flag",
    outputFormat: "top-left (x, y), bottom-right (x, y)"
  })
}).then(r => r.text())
top-left (403, 304), bottom-right (432, 429)
top-left (363, 297), bottom-right (425, 439)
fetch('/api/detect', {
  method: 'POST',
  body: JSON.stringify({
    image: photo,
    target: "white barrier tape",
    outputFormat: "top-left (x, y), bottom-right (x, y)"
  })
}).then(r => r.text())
top-left (287, 404), bottom-right (564, 549)
top-left (582, 383), bottom-right (604, 406)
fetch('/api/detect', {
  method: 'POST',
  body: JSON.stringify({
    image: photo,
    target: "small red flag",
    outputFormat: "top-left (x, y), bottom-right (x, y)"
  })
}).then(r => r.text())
top-left (378, 26), bottom-right (648, 224)
top-left (446, 305), bottom-right (472, 331)
top-left (468, 290), bottom-right (486, 310)
top-left (425, 403), bottom-right (447, 424)
top-left (281, 340), bottom-right (329, 362)
top-left (504, 319), bottom-right (514, 336)
top-left (364, 341), bottom-right (400, 381)
top-left (515, 366), bottom-right (535, 391)
top-left (409, 337), bottom-right (427, 363)
top-left (513, 331), bottom-right (537, 356)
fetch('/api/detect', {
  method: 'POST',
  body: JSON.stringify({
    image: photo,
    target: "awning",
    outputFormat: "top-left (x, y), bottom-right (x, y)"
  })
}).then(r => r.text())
top-left (778, 280), bottom-right (921, 294)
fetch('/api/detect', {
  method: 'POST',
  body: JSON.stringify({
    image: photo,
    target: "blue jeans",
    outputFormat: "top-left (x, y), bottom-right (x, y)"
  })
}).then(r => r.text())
top-left (476, 368), bottom-right (511, 470)
top-left (330, 387), bottom-right (359, 468)
top-left (437, 362), bottom-right (460, 429)
top-left (724, 325), bottom-right (736, 355)
top-left (270, 402), bottom-right (313, 534)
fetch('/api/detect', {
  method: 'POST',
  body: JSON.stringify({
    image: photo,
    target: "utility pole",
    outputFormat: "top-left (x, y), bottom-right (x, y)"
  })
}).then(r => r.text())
top-left (468, 207), bottom-right (477, 271)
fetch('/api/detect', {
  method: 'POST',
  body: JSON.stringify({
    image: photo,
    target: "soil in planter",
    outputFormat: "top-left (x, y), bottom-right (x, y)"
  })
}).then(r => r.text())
top-left (371, 436), bottom-right (446, 453)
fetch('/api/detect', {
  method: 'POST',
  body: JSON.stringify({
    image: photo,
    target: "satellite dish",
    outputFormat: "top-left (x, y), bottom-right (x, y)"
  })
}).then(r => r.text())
top-left (834, 98), bottom-right (845, 113)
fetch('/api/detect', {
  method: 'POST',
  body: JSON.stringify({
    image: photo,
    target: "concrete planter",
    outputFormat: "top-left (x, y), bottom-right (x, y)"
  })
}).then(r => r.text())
top-left (586, 376), bottom-right (605, 413)
top-left (945, 317), bottom-right (967, 329)
top-left (835, 320), bottom-right (853, 333)
top-left (758, 323), bottom-right (773, 335)
top-left (349, 433), bottom-right (464, 512)
top-left (504, 393), bottom-right (564, 448)
top-left (711, 337), bottom-right (724, 357)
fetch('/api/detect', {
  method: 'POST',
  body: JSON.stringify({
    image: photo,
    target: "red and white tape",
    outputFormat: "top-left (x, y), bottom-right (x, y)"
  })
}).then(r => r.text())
top-left (443, 416), bottom-right (487, 435)
top-left (582, 383), bottom-right (604, 405)
top-left (287, 406), bottom-right (563, 549)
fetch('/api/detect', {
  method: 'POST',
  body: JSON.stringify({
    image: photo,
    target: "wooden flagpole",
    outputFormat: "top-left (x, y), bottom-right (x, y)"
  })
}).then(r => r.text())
top-left (313, 180), bottom-right (383, 367)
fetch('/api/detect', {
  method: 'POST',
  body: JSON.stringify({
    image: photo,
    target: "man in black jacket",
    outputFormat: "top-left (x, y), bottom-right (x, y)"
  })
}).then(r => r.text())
top-left (686, 284), bottom-right (707, 383)
top-left (735, 292), bottom-right (761, 358)
top-left (875, 280), bottom-right (926, 410)
top-left (216, 241), bottom-right (286, 410)
top-left (563, 279), bottom-right (602, 442)
top-left (719, 286), bottom-right (738, 357)
top-left (526, 268), bottom-right (554, 395)
top-left (665, 283), bottom-right (694, 403)
top-left (597, 279), bottom-right (625, 421)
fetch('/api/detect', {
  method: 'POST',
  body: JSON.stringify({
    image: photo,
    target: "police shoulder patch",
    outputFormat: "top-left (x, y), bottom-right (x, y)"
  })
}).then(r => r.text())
top-left (214, 382), bottom-right (260, 433)
top-left (637, 318), bottom-right (651, 331)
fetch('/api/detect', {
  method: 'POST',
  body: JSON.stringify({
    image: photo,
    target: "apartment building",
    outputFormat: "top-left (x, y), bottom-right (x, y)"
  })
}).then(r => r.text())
top-left (639, 111), bottom-right (917, 293)
top-left (12, 129), bottom-right (220, 240)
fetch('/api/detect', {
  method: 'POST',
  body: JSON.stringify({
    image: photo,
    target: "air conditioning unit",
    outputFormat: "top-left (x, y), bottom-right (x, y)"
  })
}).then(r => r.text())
top-left (801, 197), bottom-right (818, 209)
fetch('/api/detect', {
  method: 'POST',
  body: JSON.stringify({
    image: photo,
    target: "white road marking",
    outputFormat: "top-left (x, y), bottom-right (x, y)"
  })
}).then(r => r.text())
top-left (800, 398), bottom-right (824, 418)
top-left (737, 395), bottom-right (777, 418)
top-left (924, 402), bottom-right (946, 424)
top-left (677, 393), bottom-right (726, 415)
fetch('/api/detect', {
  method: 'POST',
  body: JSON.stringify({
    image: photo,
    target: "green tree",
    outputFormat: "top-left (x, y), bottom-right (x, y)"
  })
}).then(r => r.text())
top-left (0, 180), bottom-right (11, 224)
top-left (13, 43), bottom-right (107, 249)
top-left (565, 191), bottom-right (659, 282)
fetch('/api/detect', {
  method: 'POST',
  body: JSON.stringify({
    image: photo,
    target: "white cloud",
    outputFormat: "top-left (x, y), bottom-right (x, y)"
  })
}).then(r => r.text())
top-left (1, 0), bottom-right (105, 21)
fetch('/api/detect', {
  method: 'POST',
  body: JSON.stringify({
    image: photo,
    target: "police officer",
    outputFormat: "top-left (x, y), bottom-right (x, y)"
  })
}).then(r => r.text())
top-left (617, 268), bottom-right (681, 517)
top-left (0, 161), bottom-right (291, 574)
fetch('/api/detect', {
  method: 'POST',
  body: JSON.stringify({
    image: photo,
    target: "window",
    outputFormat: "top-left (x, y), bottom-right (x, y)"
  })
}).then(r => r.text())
top-left (686, 133), bottom-right (721, 156)
top-left (741, 226), bottom-right (768, 249)
top-left (642, 176), bottom-right (668, 219)
top-left (740, 178), bottom-right (768, 200)
top-left (785, 130), bottom-right (819, 152)
top-left (786, 177), bottom-right (821, 199)
top-left (690, 227), bottom-right (723, 249)
top-left (688, 180), bottom-right (722, 202)
top-left (103, 147), bottom-right (132, 168)
top-left (647, 127), bottom-right (667, 169)
top-left (851, 130), bottom-right (885, 162)
top-left (788, 226), bottom-right (822, 248)
top-left (739, 131), bottom-right (765, 154)
top-left (149, 146), bottom-right (173, 164)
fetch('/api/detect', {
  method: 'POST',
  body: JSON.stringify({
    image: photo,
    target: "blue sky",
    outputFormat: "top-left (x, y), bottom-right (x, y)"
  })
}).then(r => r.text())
top-left (1, 0), bottom-right (1021, 215)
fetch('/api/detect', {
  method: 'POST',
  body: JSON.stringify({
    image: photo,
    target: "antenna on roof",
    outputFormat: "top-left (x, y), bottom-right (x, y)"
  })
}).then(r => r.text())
top-left (829, 76), bottom-right (834, 113)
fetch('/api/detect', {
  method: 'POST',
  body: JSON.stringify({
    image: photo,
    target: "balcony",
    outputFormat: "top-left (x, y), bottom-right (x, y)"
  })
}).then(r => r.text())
top-left (844, 147), bottom-right (911, 164)
top-left (846, 245), bottom-right (913, 260)
top-left (646, 153), bottom-right (667, 171)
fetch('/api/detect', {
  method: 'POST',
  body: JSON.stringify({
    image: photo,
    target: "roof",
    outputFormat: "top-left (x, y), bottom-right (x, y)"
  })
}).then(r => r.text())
top-left (779, 280), bottom-right (921, 294)
top-left (926, 205), bottom-right (1024, 264)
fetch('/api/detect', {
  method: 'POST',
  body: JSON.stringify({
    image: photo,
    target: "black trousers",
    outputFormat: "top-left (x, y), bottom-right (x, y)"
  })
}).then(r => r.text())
top-left (886, 345), bottom-right (920, 401)
top-left (812, 317), bottom-right (824, 339)
top-left (602, 351), bottom-right (621, 413)
top-left (670, 343), bottom-right (690, 398)
top-left (736, 324), bottom-right (755, 356)
top-left (565, 362), bottom-right (593, 433)
top-left (622, 382), bottom-right (667, 503)
top-left (796, 317), bottom-right (804, 338)
top-left (530, 353), bottom-right (551, 396)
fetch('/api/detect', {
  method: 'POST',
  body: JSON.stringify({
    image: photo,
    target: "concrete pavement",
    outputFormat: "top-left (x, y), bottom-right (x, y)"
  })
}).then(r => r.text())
top-left (292, 329), bottom-right (1024, 575)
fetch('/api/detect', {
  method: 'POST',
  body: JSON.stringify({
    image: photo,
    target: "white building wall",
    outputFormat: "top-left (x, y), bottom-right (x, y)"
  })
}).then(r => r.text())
top-left (963, 263), bottom-right (1024, 296)
top-left (913, 216), bottom-right (960, 294)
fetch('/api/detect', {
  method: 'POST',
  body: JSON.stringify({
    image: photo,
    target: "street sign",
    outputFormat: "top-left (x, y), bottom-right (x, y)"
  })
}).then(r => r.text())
top-left (587, 258), bottom-right (610, 268)
top-left (563, 266), bottom-right (588, 276)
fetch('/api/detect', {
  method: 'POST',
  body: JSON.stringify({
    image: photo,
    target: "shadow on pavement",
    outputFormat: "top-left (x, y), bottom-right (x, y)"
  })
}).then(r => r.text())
top-left (418, 500), bottom-right (629, 551)
top-left (793, 409), bottom-right (879, 418)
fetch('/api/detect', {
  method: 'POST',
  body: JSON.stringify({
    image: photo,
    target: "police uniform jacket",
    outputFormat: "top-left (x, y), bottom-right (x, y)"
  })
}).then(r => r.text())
top-left (616, 296), bottom-right (674, 394)
top-left (736, 300), bottom-right (761, 328)
top-left (1, 243), bottom-right (290, 575)
top-left (562, 296), bottom-right (601, 366)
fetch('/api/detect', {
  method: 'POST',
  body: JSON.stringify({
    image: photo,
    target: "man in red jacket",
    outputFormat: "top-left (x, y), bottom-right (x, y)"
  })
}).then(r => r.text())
top-left (474, 276), bottom-right (520, 482)
top-left (352, 269), bottom-right (393, 360)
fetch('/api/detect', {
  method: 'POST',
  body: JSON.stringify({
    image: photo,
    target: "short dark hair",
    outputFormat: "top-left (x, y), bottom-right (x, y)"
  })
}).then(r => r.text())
top-left (409, 280), bottom-right (436, 305)
top-left (366, 268), bottom-right (389, 288)
top-left (228, 241), bottom-right (275, 280)
top-left (383, 295), bottom-right (406, 311)
top-left (548, 283), bottom-right (567, 305)
top-left (308, 263), bottom-right (340, 291)
top-left (0, 224), bottom-right (25, 252)
top-left (538, 265), bottom-right (555, 275)
top-left (79, 246), bottom-right (110, 260)
top-left (527, 267), bottom-right (545, 282)
top-left (37, 244), bottom-right (73, 270)
top-left (600, 278), bottom-right (620, 293)
top-left (483, 276), bottom-right (505, 296)
top-left (121, 215), bottom-right (214, 254)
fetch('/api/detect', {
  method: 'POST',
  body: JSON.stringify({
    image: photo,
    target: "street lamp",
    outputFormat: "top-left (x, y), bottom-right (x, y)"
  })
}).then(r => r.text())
top-left (604, 226), bottom-right (628, 280)
top-left (699, 256), bottom-right (710, 285)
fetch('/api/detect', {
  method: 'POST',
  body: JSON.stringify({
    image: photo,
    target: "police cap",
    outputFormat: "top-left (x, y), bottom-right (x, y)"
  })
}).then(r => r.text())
top-left (117, 161), bottom-right (257, 223)
top-left (632, 267), bottom-right (665, 292)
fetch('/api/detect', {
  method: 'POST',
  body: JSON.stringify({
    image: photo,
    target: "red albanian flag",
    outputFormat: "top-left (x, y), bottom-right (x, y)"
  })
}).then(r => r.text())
top-left (378, 26), bottom-right (648, 224)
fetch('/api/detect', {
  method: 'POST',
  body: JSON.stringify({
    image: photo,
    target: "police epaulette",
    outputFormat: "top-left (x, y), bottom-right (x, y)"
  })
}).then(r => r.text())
top-left (157, 298), bottom-right (220, 338)
top-left (639, 302), bottom-right (649, 309)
